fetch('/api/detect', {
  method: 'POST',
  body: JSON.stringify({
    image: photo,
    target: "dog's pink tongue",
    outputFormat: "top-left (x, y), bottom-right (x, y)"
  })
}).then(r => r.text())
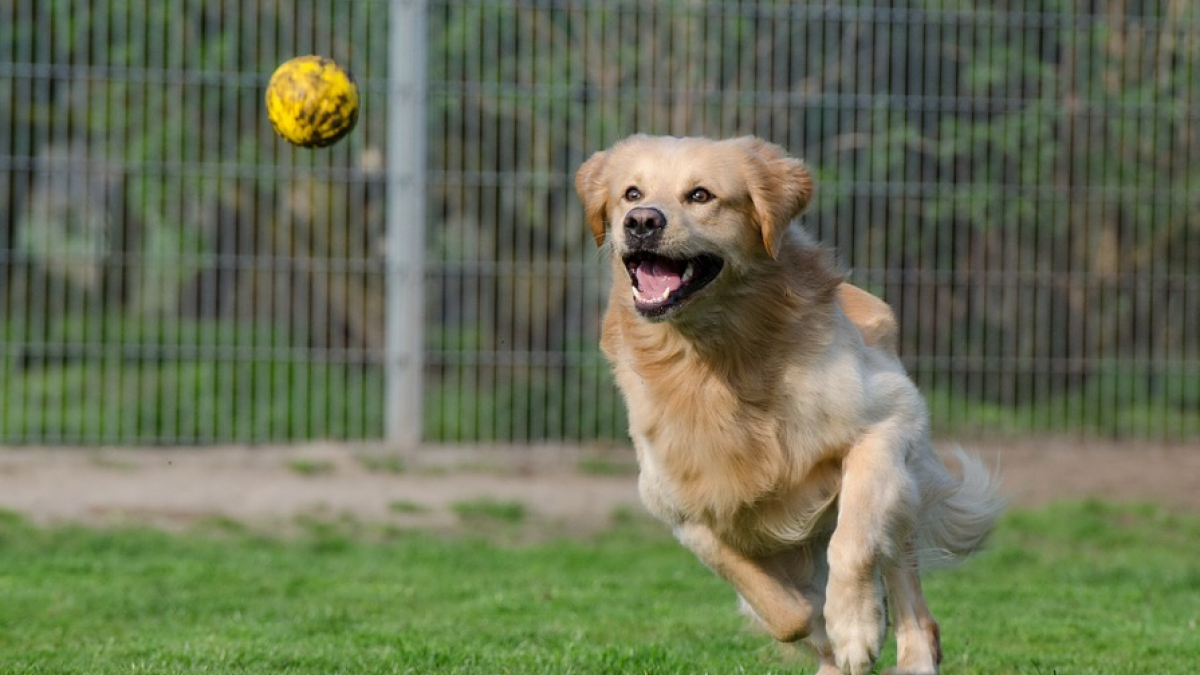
top-left (636, 259), bottom-right (684, 297)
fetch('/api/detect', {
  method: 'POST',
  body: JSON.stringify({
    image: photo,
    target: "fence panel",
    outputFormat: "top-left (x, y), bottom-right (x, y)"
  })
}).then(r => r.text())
top-left (426, 0), bottom-right (1200, 441)
top-left (1, 1), bottom-right (1197, 444)
top-left (1, 0), bottom-right (393, 443)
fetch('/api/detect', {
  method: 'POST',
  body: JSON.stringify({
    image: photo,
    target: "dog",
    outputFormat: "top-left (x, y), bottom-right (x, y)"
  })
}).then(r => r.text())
top-left (575, 135), bottom-right (1003, 675)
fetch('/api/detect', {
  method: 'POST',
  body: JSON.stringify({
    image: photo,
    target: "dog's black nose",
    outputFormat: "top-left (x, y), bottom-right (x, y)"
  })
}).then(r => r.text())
top-left (624, 207), bottom-right (666, 246)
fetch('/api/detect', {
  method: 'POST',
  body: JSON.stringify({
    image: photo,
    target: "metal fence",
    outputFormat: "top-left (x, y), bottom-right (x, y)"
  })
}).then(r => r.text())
top-left (2, 1), bottom-right (1198, 445)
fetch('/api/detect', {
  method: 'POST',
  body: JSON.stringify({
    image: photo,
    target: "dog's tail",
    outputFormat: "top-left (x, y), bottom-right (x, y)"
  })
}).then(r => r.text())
top-left (915, 448), bottom-right (1006, 568)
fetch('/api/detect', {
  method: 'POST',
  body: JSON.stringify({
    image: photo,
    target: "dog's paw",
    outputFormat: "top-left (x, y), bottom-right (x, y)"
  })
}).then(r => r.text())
top-left (824, 580), bottom-right (884, 675)
top-left (813, 663), bottom-right (844, 675)
top-left (833, 638), bottom-right (878, 675)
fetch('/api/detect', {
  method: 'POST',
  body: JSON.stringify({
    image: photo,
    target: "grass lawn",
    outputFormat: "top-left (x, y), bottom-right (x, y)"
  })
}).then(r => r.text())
top-left (1, 502), bottom-right (1198, 674)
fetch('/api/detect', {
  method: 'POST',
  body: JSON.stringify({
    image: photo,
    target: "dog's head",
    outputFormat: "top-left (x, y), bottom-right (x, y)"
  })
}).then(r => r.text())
top-left (575, 135), bottom-right (815, 320)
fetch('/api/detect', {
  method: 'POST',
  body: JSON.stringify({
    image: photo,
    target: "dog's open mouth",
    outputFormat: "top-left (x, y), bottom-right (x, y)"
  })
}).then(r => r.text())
top-left (623, 252), bottom-right (724, 318)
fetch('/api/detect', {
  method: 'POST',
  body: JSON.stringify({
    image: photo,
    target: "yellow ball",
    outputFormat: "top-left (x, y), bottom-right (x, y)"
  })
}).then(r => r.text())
top-left (265, 55), bottom-right (360, 148)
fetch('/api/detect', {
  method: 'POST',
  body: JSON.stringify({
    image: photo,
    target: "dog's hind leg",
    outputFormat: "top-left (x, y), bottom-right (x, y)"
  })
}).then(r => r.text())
top-left (748, 546), bottom-right (841, 675)
top-left (882, 546), bottom-right (940, 675)
top-left (805, 614), bottom-right (842, 675)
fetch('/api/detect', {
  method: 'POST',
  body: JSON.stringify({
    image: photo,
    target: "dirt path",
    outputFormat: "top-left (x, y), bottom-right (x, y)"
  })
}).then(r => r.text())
top-left (1, 439), bottom-right (1197, 532)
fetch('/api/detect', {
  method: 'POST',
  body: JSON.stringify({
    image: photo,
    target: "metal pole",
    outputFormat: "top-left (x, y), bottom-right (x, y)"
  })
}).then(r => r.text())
top-left (386, 0), bottom-right (427, 447)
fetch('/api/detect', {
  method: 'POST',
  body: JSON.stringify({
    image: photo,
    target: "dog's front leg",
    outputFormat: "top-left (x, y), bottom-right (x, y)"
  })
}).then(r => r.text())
top-left (825, 422), bottom-right (919, 675)
top-left (675, 522), bottom-right (818, 643)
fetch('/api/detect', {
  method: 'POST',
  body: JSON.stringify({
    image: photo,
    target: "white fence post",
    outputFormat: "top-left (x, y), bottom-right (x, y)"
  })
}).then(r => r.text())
top-left (385, 0), bottom-right (427, 447)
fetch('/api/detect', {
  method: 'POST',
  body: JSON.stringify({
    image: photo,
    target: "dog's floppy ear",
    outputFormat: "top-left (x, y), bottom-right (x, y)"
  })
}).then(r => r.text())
top-left (575, 149), bottom-right (611, 247)
top-left (735, 137), bottom-right (815, 259)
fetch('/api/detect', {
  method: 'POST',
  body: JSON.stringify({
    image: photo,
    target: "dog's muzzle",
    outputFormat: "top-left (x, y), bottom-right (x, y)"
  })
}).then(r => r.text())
top-left (618, 207), bottom-right (724, 319)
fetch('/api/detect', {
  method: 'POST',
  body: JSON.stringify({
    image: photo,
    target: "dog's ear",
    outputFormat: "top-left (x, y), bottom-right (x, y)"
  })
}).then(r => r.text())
top-left (575, 149), bottom-right (611, 247)
top-left (735, 137), bottom-right (815, 259)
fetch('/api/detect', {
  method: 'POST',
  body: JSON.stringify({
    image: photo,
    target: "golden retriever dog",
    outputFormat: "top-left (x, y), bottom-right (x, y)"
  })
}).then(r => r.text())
top-left (575, 135), bottom-right (1003, 675)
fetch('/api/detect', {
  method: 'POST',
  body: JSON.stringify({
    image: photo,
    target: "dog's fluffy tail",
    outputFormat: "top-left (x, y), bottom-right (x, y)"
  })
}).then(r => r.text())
top-left (915, 448), bottom-right (1006, 568)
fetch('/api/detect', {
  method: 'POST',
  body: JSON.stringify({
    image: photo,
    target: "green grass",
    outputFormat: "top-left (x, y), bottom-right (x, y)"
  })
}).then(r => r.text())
top-left (386, 500), bottom-right (426, 514)
top-left (359, 455), bottom-right (408, 475)
top-left (450, 498), bottom-right (528, 524)
top-left (923, 364), bottom-right (1200, 440)
top-left (577, 457), bottom-right (639, 477)
top-left (927, 501), bottom-right (1200, 673)
top-left (1, 503), bottom-right (1198, 674)
top-left (0, 316), bottom-right (385, 444)
top-left (286, 459), bottom-right (338, 477)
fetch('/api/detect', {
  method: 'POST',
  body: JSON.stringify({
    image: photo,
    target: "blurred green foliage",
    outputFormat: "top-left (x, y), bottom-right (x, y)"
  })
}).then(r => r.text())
top-left (0, 315), bottom-right (385, 443)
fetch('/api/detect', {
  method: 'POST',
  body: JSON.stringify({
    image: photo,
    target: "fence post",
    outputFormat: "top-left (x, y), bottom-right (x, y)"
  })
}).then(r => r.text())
top-left (385, 0), bottom-right (427, 447)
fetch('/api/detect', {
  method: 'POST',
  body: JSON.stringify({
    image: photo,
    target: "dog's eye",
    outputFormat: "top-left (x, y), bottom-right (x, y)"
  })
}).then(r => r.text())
top-left (686, 187), bottom-right (714, 204)
top-left (623, 186), bottom-right (642, 202)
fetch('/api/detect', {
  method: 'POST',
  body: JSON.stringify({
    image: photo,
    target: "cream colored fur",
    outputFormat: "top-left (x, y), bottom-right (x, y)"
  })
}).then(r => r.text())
top-left (575, 135), bottom-right (1004, 675)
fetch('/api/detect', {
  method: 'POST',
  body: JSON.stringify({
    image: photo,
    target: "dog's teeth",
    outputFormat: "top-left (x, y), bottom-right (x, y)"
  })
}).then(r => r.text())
top-left (632, 286), bottom-right (672, 304)
top-left (682, 263), bottom-right (694, 284)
